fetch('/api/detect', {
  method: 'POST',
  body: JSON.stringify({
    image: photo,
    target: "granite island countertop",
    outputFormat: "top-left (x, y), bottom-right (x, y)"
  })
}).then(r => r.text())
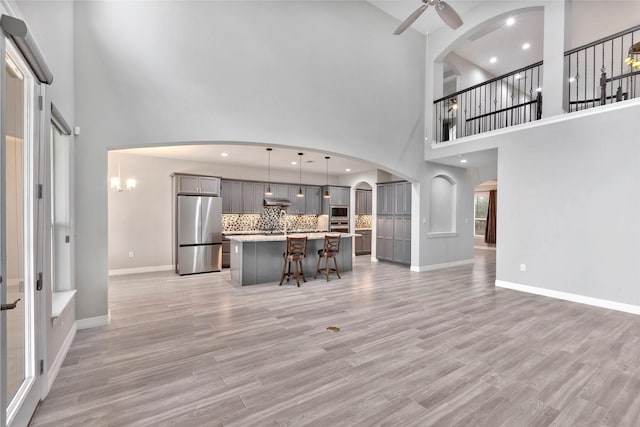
top-left (226, 232), bottom-right (358, 243)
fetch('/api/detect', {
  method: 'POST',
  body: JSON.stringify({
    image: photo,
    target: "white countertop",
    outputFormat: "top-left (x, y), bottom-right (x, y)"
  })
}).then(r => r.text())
top-left (227, 232), bottom-right (358, 242)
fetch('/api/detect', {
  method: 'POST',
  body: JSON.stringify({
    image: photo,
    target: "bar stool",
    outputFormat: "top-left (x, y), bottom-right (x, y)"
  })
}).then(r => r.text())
top-left (314, 234), bottom-right (341, 281)
top-left (278, 236), bottom-right (308, 287)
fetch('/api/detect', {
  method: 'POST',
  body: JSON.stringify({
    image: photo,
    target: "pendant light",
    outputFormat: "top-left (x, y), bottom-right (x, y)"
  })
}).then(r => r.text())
top-left (296, 153), bottom-right (304, 198)
top-left (323, 156), bottom-right (331, 198)
top-left (265, 148), bottom-right (273, 196)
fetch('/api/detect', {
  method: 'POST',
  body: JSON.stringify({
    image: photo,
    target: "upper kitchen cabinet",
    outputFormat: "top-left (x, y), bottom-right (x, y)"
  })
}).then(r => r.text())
top-left (305, 186), bottom-right (321, 214)
top-left (377, 183), bottom-right (395, 215)
top-left (272, 184), bottom-right (289, 199)
top-left (394, 182), bottom-right (411, 215)
top-left (322, 186), bottom-right (350, 208)
top-left (242, 182), bottom-right (265, 214)
top-left (221, 180), bottom-right (243, 214)
top-left (174, 173), bottom-right (221, 196)
top-left (355, 189), bottom-right (372, 215)
top-left (288, 185), bottom-right (306, 214)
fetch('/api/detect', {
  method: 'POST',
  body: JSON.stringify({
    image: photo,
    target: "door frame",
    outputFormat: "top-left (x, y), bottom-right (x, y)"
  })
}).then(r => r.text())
top-left (1, 33), bottom-right (45, 427)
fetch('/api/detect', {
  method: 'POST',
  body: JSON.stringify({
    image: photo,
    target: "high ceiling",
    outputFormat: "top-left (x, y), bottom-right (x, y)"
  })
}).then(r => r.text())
top-left (120, 3), bottom-right (542, 175)
top-left (370, 1), bottom-right (545, 77)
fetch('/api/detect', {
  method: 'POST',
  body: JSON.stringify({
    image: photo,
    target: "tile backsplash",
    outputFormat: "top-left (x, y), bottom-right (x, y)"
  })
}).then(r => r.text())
top-left (355, 215), bottom-right (372, 229)
top-left (223, 207), bottom-right (320, 233)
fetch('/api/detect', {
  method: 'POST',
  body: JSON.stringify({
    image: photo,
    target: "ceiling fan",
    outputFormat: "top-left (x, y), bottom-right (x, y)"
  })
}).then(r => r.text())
top-left (393, 0), bottom-right (463, 35)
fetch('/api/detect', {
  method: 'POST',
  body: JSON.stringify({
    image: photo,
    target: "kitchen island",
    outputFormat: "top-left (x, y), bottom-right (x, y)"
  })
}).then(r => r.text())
top-left (228, 233), bottom-right (354, 286)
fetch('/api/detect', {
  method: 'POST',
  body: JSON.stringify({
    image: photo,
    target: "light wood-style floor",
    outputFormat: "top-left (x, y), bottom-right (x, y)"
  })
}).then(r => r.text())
top-left (31, 250), bottom-right (640, 426)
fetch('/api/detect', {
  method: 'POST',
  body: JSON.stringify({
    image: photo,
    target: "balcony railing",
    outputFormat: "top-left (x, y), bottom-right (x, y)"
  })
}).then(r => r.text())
top-left (433, 61), bottom-right (543, 143)
top-left (565, 25), bottom-right (640, 112)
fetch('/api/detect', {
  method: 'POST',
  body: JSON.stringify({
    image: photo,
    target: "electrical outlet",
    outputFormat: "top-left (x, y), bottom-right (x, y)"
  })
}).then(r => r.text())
top-left (520, 264), bottom-right (526, 272)
top-left (128, 251), bottom-right (135, 258)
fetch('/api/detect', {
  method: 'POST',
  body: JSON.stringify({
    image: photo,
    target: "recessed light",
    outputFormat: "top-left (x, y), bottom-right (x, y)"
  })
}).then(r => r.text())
top-left (506, 17), bottom-right (515, 26)
top-left (489, 57), bottom-right (497, 64)
top-left (345, 168), bottom-right (351, 172)
top-left (568, 77), bottom-right (575, 83)
top-left (460, 159), bottom-right (468, 164)
top-left (291, 161), bottom-right (297, 165)
top-left (221, 153), bottom-right (228, 157)
top-left (522, 42), bottom-right (530, 50)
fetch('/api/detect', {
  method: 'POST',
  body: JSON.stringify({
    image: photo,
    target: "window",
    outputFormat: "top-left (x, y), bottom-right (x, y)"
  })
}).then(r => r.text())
top-left (50, 116), bottom-right (76, 318)
top-left (474, 191), bottom-right (489, 236)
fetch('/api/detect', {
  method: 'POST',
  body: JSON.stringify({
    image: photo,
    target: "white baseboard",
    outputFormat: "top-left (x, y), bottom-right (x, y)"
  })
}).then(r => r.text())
top-left (370, 256), bottom-right (379, 263)
top-left (495, 280), bottom-right (640, 316)
top-left (108, 264), bottom-right (173, 276)
top-left (47, 322), bottom-right (76, 393)
top-left (76, 310), bottom-right (111, 330)
top-left (411, 259), bottom-right (474, 272)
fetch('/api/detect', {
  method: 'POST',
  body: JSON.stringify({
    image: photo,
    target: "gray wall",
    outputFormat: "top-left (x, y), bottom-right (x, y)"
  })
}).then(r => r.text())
top-left (75, 1), bottom-right (426, 320)
top-left (497, 101), bottom-right (640, 306)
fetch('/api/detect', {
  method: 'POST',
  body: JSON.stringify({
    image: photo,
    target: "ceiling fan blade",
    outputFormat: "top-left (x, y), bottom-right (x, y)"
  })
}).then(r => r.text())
top-left (436, 1), bottom-right (463, 30)
top-left (393, 4), bottom-right (428, 35)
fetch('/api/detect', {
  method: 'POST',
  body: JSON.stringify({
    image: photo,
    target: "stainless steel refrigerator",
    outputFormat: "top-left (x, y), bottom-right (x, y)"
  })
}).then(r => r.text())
top-left (176, 195), bottom-right (222, 275)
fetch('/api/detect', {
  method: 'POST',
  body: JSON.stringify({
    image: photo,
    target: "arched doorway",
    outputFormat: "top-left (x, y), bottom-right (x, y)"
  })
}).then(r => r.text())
top-left (474, 180), bottom-right (497, 250)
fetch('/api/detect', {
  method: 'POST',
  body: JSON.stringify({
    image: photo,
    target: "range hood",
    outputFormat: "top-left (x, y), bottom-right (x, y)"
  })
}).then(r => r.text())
top-left (263, 197), bottom-right (291, 207)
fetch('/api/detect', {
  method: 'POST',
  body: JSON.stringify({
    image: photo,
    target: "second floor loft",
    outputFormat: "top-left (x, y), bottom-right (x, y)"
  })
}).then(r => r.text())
top-left (429, 4), bottom-right (640, 144)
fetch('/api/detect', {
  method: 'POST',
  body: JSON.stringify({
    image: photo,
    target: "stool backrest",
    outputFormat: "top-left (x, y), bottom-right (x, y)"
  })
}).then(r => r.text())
top-left (286, 236), bottom-right (307, 257)
top-left (323, 234), bottom-right (341, 253)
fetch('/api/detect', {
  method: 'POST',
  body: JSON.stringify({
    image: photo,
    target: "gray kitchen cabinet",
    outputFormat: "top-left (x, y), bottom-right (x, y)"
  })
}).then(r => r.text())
top-left (273, 184), bottom-right (289, 199)
top-left (363, 230), bottom-right (372, 253)
top-left (376, 181), bottom-right (411, 265)
top-left (356, 190), bottom-right (372, 215)
top-left (241, 182), bottom-right (264, 214)
top-left (377, 184), bottom-right (395, 215)
top-left (376, 217), bottom-right (393, 261)
top-left (288, 185), bottom-right (306, 214)
top-left (175, 174), bottom-right (221, 196)
top-left (393, 217), bottom-right (411, 264)
top-left (305, 186), bottom-right (321, 214)
top-left (199, 176), bottom-right (221, 195)
top-left (222, 180), bottom-right (243, 214)
top-left (356, 229), bottom-right (371, 255)
top-left (366, 191), bottom-right (372, 214)
top-left (322, 186), bottom-right (350, 213)
top-left (332, 186), bottom-right (350, 206)
top-left (395, 182), bottom-right (411, 215)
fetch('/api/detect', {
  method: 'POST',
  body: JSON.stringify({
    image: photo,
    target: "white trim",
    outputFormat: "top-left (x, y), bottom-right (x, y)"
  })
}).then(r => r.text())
top-left (411, 259), bottom-right (474, 272)
top-left (51, 290), bottom-right (76, 318)
top-left (428, 231), bottom-right (458, 238)
top-left (46, 322), bottom-right (76, 393)
top-left (495, 280), bottom-right (640, 316)
top-left (76, 311), bottom-right (111, 330)
top-left (108, 264), bottom-right (173, 276)
top-left (370, 256), bottom-right (378, 263)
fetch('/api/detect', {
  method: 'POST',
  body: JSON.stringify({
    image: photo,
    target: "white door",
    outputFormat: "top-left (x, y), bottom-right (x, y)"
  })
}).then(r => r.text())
top-left (1, 40), bottom-right (44, 427)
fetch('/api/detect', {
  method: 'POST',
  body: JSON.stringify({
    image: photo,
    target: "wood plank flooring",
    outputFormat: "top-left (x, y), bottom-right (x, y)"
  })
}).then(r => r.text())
top-left (30, 250), bottom-right (640, 426)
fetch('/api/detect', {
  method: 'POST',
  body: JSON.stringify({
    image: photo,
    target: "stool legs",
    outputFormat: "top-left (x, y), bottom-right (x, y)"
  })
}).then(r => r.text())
top-left (279, 256), bottom-right (306, 287)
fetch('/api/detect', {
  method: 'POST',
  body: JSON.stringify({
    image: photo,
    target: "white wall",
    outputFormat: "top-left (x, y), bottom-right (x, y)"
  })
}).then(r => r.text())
top-left (570, 1), bottom-right (640, 49)
top-left (74, 0), bottom-right (426, 321)
top-left (497, 100), bottom-right (640, 307)
top-left (108, 152), bottom-right (342, 271)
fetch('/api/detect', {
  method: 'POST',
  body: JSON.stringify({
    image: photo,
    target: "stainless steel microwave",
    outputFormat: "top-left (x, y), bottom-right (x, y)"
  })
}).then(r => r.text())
top-left (330, 206), bottom-right (348, 218)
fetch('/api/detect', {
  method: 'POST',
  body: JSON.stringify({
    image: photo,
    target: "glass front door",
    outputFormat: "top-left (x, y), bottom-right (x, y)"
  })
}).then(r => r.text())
top-left (2, 41), bottom-right (42, 427)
